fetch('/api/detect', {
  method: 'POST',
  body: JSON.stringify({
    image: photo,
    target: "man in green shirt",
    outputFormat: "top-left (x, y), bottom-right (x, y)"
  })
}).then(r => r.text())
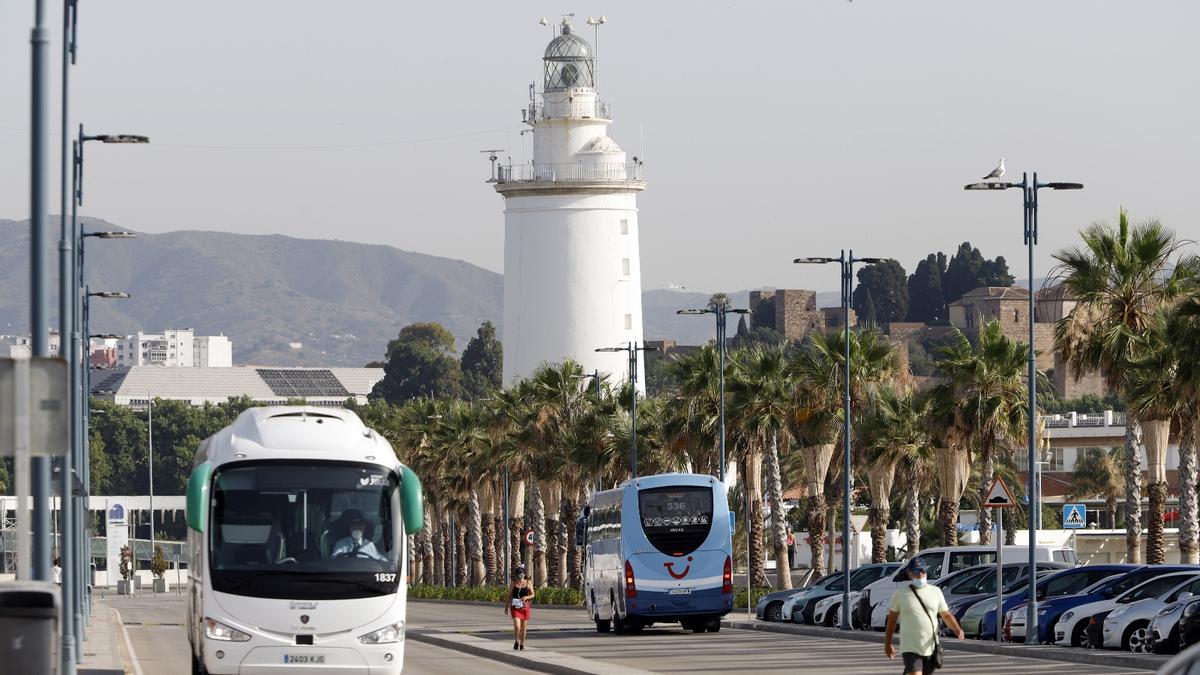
top-left (885, 558), bottom-right (964, 675)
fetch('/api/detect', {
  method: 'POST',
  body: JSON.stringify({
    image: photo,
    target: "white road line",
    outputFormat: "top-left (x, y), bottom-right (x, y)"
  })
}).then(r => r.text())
top-left (112, 608), bottom-right (145, 675)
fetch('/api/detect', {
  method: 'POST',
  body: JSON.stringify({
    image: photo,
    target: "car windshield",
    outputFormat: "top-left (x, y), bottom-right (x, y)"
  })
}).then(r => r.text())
top-left (1079, 575), bottom-right (1123, 595)
top-left (1109, 570), bottom-right (1166, 596)
top-left (947, 569), bottom-right (989, 594)
top-left (209, 461), bottom-right (402, 599)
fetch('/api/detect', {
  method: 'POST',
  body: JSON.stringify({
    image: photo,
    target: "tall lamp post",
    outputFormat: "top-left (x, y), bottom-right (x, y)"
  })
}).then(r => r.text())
top-left (794, 251), bottom-right (883, 630)
top-left (577, 370), bottom-right (605, 491)
top-left (964, 171), bottom-right (1082, 644)
top-left (595, 343), bottom-right (659, 478)
top-left (676, 305), bottom-right (750, 482)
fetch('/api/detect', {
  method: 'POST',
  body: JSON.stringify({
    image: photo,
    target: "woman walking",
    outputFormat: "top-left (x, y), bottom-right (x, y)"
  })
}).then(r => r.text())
top-left (505, 566), bottom-right (536, 650)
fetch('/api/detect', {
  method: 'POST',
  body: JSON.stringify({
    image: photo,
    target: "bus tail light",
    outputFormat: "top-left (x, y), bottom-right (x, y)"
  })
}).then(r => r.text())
top-left (625, 560), bottom-right (637, 598)
top-left (722, 555), bottom-right (733, 594)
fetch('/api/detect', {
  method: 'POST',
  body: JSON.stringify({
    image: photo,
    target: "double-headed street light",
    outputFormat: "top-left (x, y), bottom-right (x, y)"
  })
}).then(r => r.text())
top-left (965, 170), bottom-right (1082, 645)
top-left (794, 251), bottom-right (883, 631)
top-left (676, 306), bottom-right (750, 483)
top-left (595, 343), bottom-right (659, 479)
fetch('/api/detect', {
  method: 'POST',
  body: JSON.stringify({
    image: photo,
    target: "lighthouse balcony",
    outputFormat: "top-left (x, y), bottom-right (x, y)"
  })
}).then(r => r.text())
top-left (526, 97), bottom-right (611, 123)
top-left (496, 161), bottom-right (643, 185)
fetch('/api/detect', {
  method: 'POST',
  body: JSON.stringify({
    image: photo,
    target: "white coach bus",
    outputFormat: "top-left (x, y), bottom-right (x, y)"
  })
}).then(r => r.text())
top-left (185, 407), bottom-right (424, 674)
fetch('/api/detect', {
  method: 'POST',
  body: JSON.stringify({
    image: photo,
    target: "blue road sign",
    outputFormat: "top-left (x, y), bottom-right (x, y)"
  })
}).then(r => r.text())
top-left (1063, 503), bottom-right (1087, 529)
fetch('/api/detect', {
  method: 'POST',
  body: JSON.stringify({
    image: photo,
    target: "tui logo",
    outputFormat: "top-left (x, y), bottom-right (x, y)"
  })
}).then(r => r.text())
top-left (664, 556), bottom-right (693, 579)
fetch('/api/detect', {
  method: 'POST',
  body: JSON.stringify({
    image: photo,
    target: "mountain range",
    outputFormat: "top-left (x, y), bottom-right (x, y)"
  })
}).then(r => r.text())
top-left (2, 218), bottom-right (833, 366)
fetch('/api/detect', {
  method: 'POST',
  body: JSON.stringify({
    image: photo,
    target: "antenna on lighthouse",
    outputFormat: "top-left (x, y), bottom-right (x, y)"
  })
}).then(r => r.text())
top-left (480, 149), bottom-right (504, 183)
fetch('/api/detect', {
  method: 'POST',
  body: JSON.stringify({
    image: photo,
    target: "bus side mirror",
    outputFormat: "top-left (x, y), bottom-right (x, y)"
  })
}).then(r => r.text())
top-left (575, 516), bottom-right (587, 547)
top-left (186, 462), bottom-right (213, 533)
top-left (399, 465), bottom-right (425, 534)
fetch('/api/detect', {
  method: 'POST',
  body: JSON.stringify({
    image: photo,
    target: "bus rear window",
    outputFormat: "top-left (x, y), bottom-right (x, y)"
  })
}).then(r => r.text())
top-left (638, 486), bottom-right (713, 556)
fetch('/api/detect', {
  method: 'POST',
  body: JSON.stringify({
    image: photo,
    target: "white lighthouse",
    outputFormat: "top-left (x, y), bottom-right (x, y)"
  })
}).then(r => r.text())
top-left (493, 18), bottom-right (646, 389)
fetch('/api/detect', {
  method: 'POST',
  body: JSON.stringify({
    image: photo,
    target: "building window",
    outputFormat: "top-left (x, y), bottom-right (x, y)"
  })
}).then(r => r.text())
top-left (622, 258), bottom-right (630, 276)
top-left (624, 314), bottom-right (632, 330)
top-left (620, 219), bottom-right (628, 235)
top-left (1014, 309), bottom-right (1020, 323)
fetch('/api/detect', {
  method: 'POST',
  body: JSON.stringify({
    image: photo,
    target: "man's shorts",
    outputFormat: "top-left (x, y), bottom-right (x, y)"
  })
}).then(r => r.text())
top-left (901, 651), bottom-right (936, 675)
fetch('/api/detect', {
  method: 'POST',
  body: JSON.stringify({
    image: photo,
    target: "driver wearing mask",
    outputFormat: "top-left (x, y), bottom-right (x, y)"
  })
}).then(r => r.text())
top-left (330, 510), bottom-right (384, 561)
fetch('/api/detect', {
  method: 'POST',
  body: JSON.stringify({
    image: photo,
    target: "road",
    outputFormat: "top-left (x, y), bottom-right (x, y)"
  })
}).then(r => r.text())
top-left (105, 594), bottom-right (1153, 674)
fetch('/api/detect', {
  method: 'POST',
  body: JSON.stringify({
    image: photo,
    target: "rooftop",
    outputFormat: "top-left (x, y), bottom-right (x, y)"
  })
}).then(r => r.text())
top-left (90, 365), bottom-right (384, 406)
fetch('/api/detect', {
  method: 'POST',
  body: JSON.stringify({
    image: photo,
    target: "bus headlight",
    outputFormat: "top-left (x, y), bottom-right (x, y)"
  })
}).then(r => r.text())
top-left (358, 621), bottom-right (405, 644)
top-left (205, 618), bottom-right (251, 642)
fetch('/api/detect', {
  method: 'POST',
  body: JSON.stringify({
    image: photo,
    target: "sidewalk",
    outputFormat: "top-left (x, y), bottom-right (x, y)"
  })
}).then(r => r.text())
top-left (78, 595), bottom-right (128, 675)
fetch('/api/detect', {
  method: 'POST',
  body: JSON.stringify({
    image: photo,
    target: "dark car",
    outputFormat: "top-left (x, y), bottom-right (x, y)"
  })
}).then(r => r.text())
top-left (1033, 565), bottom-right (1190, 645)
top-left (944, 562), bottom-right (1068, 622)
top-left (856, 563), bottom-right (990, 631)
top-left (1087, 609), bottom-right (1114, 649)
top-left (756, 572), bottom-right (841, 621)
top-left (1177, 597), bottom-right (1200, 651)
top-left (793, 563), bottom-right (901, 624)
top-left (978, 565), bottom-right (1128, 640)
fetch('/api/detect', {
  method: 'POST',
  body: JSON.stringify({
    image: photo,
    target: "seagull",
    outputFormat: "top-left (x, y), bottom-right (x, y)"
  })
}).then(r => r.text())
top-left (982, 158), bottom-right (1006, 181)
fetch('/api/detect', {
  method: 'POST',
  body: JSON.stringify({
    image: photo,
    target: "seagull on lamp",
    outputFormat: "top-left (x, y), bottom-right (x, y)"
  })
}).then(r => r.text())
top-left (982, 158), bottom-right (1006, 181)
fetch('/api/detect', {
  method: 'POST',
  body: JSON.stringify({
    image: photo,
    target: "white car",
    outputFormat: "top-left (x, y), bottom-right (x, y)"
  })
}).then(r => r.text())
top-left (814, 591), bottom-right (862, 627)
top-left (1004, 574), bottom-right (1123, 642)
top-left (1149, 597), bottom-right (1200, 655)
top-left (1103, 575), bottom-right (1200, 652)
top-left (1054, 572), bottom-right (1200, 649)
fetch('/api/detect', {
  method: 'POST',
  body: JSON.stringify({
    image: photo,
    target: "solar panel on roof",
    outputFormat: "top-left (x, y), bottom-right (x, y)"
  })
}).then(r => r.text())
top-left (256, 369), bottom-right (350, 397)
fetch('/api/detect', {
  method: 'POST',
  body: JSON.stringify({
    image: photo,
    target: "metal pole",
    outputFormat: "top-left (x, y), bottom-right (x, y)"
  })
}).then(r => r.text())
top-left (629, 343), bottom-right (638, 479)
top-left (995, 506), bottom-right (1003, 642)
top-left (594, 371), bottom-right (602, 492)
top-left (745, 485), bottom-right (751, 619)
top-left (57, 0), bottom-right (77, 665)
top-left (717, 308), bottom-right (727, 483)
top-left (841, 251), bottom-right (852, 630)
top-left (503, 467), bottom-right (511, 587)
top-left (449, 511), bottom-right (456, 588)
top-left (30, 0), bottom-right (54, 585)
top-left (148, 396), bottom-right (155, 591)
top-left (1026, 173), bottom-right (1040, 644)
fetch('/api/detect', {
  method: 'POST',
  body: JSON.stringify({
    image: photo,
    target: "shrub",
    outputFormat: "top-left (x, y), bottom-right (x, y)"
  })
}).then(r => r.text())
top-left (408, 584), bottom-right (583, 606)
top-left (733, 586), bottom-right (775, 611)
top-left (119, 545), bottom-right (134, 581)
top-left (150, 544), bottom-right (169, 579)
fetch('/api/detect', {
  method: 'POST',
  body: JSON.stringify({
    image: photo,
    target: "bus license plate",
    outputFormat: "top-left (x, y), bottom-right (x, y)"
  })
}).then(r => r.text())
top-left (668, 588), bottom-right (692, 595)
top-left (284, 655), bottom-right (326, 664)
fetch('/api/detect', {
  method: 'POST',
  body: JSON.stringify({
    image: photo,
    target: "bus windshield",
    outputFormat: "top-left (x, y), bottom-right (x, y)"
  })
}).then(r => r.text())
top-left (209, 461), bottom-right (402, 600)
top-left (638, 486), bottom-right (713, 556)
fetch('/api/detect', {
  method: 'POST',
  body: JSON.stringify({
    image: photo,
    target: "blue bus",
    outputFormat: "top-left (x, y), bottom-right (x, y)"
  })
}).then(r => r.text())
top-left (577, 473), bottom-right (733, 634)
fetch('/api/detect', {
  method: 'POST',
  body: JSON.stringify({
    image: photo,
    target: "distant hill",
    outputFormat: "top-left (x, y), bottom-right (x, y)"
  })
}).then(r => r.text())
top-left (1, 219), bottom-right (837, 365)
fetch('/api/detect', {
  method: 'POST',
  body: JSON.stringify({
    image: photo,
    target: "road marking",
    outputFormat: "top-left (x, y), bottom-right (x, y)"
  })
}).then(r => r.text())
top-left (112, 608), bottom-right (145, 675)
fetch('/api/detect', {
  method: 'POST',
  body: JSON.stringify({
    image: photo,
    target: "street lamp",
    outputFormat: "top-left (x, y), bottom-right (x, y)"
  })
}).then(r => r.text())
top-left (573, 370), bottom-right (605, 491)
top-left (964, 171), bottom-right (1081, 644)
top-left (585, 16), bottom-right (607, 89)
top-left (794, 251), bottom-right (883, 631)
top-left (595, 343), bottom-right (659, 478)
top-left (676, 306), bottom-right (750, 482)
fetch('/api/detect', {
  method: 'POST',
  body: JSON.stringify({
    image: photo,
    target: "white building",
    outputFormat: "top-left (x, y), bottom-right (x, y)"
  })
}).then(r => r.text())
top-left (493, 18), bottom-right (647, 389)
top-left (111, 329), bottom-right (232, 367)
top-left (1, 332), bottom-right (60, 358)
top-left (90, 365), bottom-right (383, 407)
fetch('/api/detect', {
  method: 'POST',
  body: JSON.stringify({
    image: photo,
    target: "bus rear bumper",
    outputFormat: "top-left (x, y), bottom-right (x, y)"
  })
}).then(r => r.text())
top-left (626, 587), bottom-right (732, 620)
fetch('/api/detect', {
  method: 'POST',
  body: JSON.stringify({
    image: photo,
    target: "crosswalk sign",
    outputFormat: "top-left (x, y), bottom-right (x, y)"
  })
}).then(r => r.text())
top-left (984, 475), bottom-right (1016, 508)
top-left (1063, 503), bottom-right (1087, 529)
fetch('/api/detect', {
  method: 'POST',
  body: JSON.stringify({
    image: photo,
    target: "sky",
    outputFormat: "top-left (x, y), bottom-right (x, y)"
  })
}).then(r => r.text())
top-left (2, 1), bottom-right (1197, 295)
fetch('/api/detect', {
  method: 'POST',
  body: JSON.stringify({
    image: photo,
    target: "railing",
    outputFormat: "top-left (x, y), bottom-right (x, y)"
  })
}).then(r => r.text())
top-left (526, 97), bottom-right (611, 123)
top-left (496, 161), bottom-right (642, 185)
top-left (1039, 410), bottom-right (1125, 430)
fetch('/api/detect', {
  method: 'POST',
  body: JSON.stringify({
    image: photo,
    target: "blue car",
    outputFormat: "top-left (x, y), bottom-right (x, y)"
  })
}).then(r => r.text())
top-left (978, 565), bottom-right (1132, 640)
top-left (1022, 565), bottom-right (1193, 644)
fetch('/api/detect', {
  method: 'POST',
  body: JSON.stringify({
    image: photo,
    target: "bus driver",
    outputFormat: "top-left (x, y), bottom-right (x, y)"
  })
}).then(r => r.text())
top-left (331, 510), bottom-right (385, 561)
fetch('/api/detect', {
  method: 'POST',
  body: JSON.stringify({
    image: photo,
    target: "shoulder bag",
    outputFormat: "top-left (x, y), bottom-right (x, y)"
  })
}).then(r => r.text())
top-left (909, 585), bottom-right (944, 670)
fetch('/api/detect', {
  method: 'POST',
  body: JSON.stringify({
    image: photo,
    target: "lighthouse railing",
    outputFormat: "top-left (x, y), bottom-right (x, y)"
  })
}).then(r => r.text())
top-left (526, 97), bottom-right (611, 123)
top-left (496, 161), bottom-right (642, 184)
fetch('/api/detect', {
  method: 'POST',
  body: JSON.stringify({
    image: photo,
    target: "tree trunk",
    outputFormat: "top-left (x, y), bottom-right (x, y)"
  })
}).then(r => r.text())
top-left (977, 441), bottom-right (994, 546)
top-left (934, 446), bottom-right (970, 547)
top-left (1148, 482), bottom-right (1168, 564)
top-left (867, 460), bottom-right (897, 563)
top-left (559, 490), bottom-right (576, 589)
top-left (530, 480), bottom-right (548, 587)
top-left (807, 492), bottom-right (827, 577)
top-left (904, 473), bottom-right (920, 555)
top-left (440, 511), bottom-right (453, 586)
top-left (468, 489), bottom-right (486, 586)
top-left (763, 433), bottom-right (792, 590)
top-left (457, 517), bottom-right (469, 585)
top-left (1107, 496), bottom-right (1119, 529)
top-left (408, 534), bottom-right (420, 584)
top-left (746, 449), bottom-right (769, 587)
top-left (938, 497), bottom-right (959, 547)
top-left (1179, 420), bottom-right (1198, 565)
top-left (543, 482), bottom-right (562, 587)
top-left (481, 516), bottom-right (496, 585)
top-left (1125, 420), bottom-right (1145, 564)
top-left (1144, 419), bottom-right (1171, 565)
top-left (421, 508), bottom-right (434, 585)
top-left (432, 511), bottom-right (446, 586)
top-left (509, 478), bottom-right (526, 577)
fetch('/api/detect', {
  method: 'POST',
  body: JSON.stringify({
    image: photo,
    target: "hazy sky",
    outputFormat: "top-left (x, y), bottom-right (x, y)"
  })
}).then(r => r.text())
top-left (2, 1), bottom-right (1197, 295)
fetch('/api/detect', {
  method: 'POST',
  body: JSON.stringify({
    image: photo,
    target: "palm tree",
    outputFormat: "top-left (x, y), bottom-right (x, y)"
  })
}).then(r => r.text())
top-left (861, 386), bottom-right (931, 562)
top-left (730, 345), bottom-right (794, 589)
top-left (1052, 209), bottom-right (1189, 563)
top-left (1067, 446), bottom-right (1123, 529)
top-left (664, 345), bottom-right (726, 476)
top-left (934, 322), bottom-right (1032, 546)
top-left (923, 383), bottom-right (971, 547)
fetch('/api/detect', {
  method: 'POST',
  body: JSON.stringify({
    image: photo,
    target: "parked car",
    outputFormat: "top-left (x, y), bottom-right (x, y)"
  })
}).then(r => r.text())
top-left (856, 561), bottom-right (992, 631)
top-left (862, 544), bottom-right (1074, 631)
top-left (1150, 596), bottom-right (1200, 655)
top-left (1101, 573), bottom-right (1200, 652)
top-left (1003, 571), bottom-right (1127, 643)
top-left (814, 590), bottom-right (862, 627)
top-left (976, 565), bottom-right (1127, 640)
top-left (947, 562), bottom-right (1069, 625)
top-left (783, 563), bottom-right (899, 623)
top-left (1053, 571), bottom-right (1200, 649)
top-left (1176, 597), bottom-right (1200, 651)
top-left (1158, 639), bottom-right (1200, 675)
top-left (756, 573), bottom-right (838, 622)
top-left (1044, 566), bottom-right (1192, 646)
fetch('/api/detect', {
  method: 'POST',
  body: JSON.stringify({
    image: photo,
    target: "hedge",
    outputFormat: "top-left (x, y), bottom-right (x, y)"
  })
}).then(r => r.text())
top-left (408, 584), bottom-right (584, 606)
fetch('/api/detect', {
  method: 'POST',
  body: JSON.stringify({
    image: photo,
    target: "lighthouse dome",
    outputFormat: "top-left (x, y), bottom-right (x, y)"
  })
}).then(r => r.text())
top-left (543, 22), bottom-right (594, 91)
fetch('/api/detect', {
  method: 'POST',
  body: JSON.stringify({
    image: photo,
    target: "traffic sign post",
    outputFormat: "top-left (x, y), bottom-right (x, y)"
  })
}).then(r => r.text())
top-left (984, 475), bottom-right (1016, 643)
top-left (1063, 503), bottom-right (1087, 529)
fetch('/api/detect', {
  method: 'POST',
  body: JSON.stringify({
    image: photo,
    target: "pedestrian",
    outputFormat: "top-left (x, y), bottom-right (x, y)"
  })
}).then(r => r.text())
top-left (52, 557), bottom-right (62, 584)
top-left (505, 565), bottom-right (535, 650)
top-left (884, 558), bottom-right (963, 675)
top-left (786, 532), bottom-right (796, 569)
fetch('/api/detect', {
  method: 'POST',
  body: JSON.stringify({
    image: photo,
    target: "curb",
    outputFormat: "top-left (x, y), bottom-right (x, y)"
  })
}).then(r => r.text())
top-left (112, 607), bottom-right (144, 675)
top-left (722, 620), bottom-right (1165, 672)
top-left (409, 598), bottom-right (583, 611)
top-left (409, 630), bottom-right (652, 675)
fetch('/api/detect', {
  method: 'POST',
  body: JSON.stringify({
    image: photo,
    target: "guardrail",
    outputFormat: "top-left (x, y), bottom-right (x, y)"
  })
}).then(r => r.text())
top-left (526, 97), bottom-right (611, 122)
top-left (497, 161), bottom-right (642, 184)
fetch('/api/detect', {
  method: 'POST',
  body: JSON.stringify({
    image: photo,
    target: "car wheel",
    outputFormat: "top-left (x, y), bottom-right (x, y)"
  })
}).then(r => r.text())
top-left (823, 606), bottom-right (839, 627)
top-left (765, 602), bottom-right (783, 623)
top-left (1073, 622), bottom-right (1090, 649)
top-left (1158, 625), bottom-right (1179, 655)
top-left (1123, 621), bottom-right (1151, 653)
